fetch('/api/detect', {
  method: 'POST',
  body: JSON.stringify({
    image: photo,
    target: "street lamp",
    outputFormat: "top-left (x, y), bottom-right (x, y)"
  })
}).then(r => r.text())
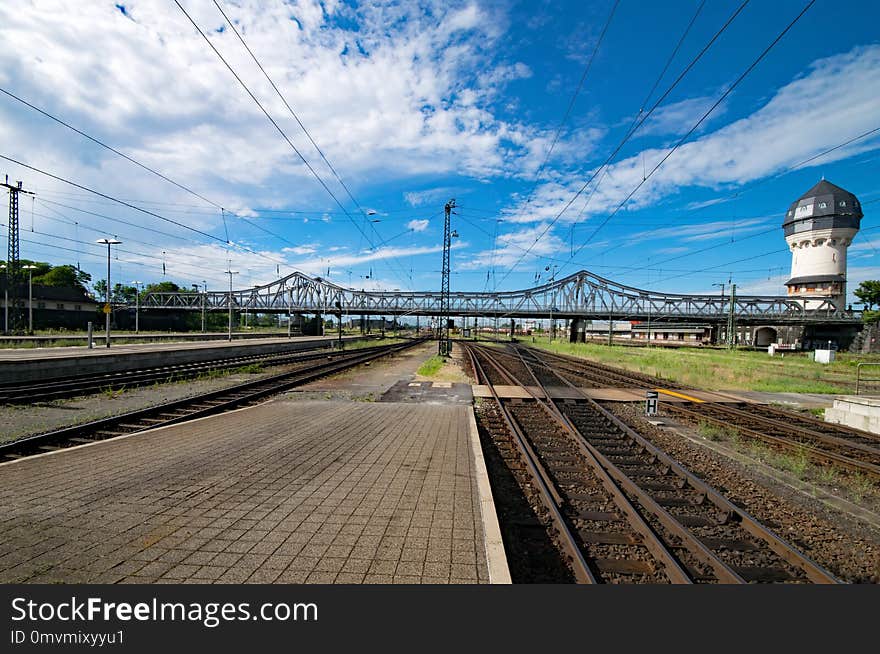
top-left (131, 281), bottom-right (142, 333)
top-left (96, 238), bottom-right (121, 347)
top-left (226, 269), bottom-right (239, 341)
top-left (23, 264), bottom-right (37, 334)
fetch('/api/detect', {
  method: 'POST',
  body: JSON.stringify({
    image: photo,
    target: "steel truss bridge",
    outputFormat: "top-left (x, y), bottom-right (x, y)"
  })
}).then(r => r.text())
top-left (140, 270), bottom-right (858, 326)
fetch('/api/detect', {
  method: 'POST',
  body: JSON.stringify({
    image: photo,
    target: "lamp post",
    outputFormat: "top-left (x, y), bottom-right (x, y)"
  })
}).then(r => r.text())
top-left (96, 238), bottom-right (121, 347)
top-left (131, 281), bottom-right (142, 333)
top-left (0, 263), bottom-right (8, 334)
top-left (23, 264), bottom-right (37, 334)
top-left (226, 269), bottom-right (239, 341)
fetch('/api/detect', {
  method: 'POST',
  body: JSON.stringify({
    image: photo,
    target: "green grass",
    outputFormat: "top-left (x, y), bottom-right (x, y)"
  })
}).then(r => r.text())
top-left (697, 420), bottom-right (739, 442)
top-left (533, 340), bottom-right (879, 393)
top-left (417, 355), bottom-right (446, 377)
top-left (233, 364), bottom-right (263, 374)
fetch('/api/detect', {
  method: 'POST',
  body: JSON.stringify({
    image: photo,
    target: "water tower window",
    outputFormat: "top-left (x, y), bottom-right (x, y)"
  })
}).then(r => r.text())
top-left (819, 202), bottom-right (827, 208)
top-left (839, 201), bottom-right (847, 207)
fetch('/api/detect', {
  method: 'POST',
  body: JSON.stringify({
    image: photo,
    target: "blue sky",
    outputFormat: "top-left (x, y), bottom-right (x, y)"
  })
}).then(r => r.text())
top-left (0, 0), bottom-right (878, 302)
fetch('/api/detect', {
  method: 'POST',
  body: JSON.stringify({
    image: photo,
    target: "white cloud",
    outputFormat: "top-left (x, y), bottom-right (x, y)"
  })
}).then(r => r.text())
top-left (407, 219), bottom-right (430, 232)
top-left (0, 0), bottom-right (566, 219)
top-left (282, 244), bottom-right (319, 255)
top-left (404, 186), bottom-right (459, 206)
top-left (503, 45), bottom-right (880, 225)
top-left (638, 95), bottom-right (727, 137)
top-left (460, 223), bottom-right (565, 269)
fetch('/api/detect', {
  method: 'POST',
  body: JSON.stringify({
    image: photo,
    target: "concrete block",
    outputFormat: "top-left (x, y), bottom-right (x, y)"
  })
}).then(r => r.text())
top-left (825, 395), bottom-right (880, 434)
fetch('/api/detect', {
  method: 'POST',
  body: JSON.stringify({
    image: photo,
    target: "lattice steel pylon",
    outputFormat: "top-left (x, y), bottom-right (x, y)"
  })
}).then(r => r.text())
top-left (439, 198), bottom-right (456, 355)
top-left (2, 176), bottom-right (32, 334)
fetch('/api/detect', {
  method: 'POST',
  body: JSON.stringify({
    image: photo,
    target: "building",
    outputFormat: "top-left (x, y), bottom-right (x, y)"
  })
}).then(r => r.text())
top-left (0, 283), bottom-right (98, 331)
top-left (783, 179), bottom-right (862, 311)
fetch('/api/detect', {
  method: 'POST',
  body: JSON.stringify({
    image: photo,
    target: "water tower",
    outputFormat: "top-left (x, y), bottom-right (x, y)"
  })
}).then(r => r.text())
top-left (783, 179), bottom-right (862, 310)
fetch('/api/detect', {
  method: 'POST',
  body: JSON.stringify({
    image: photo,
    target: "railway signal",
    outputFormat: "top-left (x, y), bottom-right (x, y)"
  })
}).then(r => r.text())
top-left (645, 390), bottom-right (659, 416)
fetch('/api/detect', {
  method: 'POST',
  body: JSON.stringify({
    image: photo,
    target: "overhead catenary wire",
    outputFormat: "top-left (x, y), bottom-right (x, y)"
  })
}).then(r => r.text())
top-left (0, 152), bottom-right (291, 268)
top-left (172, 0), bottom-right (411, 288)
top-left (614, 125), bottom-right (880, 276)
top-left (0, 86), bottom-right (311, 254)
top-left (501, 0), bottom-right (621, 262)
top-left (570, 1), bottom-right (816, 257)
top-left (495, 0), bottom-right (751, 286)
top-left (566, 0), bottom-right (706, 252)
top-left (210, 0), bottom-right (369, 222)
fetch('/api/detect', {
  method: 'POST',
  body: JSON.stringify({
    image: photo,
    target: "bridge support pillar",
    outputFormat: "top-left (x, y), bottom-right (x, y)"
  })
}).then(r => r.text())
top-left (570, 318), bottom-right (586, 343)
top-left (510, 318), bottom-right (515, 339)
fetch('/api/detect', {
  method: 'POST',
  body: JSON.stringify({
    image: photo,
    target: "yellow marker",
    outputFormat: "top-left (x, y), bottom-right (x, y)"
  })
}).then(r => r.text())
top-left (655, 388), bottom-right (704, 403)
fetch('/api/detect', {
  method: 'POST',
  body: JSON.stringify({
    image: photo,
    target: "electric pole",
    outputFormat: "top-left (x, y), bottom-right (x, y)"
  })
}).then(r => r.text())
top-left (3, 176), bottom-right (34, 334)
top-left (439, 198), bottom-right (456, 356)
top-left (726, 283), bottom-right (737, 349)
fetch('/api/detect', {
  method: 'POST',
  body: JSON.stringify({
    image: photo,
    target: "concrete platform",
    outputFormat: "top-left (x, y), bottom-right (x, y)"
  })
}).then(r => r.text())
top-left (825, 396), bottom-right (880, 435)
top-left (381, 381), bottom-right (473, 404)
top-left (0, 334), bottom-right (367, 384)
top-left (0, 398), bottom-right (507, 584)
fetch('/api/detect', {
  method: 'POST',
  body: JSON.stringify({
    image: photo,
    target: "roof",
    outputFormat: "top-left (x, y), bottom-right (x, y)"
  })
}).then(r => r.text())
top-left (0, 282), bottom-right (94, 303)
top-left (785, 274), bottom-right (846, 286)
top-left (784, 179), bottom-right (863, 227)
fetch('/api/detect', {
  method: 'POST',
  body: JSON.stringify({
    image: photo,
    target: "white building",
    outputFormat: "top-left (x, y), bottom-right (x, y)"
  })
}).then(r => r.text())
top-left (783, 179), bottom-right (862, 310)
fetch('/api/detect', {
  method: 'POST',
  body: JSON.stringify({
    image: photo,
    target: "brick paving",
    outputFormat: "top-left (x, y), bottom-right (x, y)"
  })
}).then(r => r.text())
top-left (0, 399), bottom-right (489, 584)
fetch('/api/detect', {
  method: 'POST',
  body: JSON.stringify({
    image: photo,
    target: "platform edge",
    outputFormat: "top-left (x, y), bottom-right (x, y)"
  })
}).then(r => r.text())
top-left (467, 405), bottom-right (511, 584)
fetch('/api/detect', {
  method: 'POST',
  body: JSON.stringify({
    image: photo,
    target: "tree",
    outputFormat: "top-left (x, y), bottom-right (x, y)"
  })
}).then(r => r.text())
top-left (144, 281), bottom-right (182, 294)
top-left (112, 284), bottom-right (138, 304)
top-left (854, 280), bottom-right (880, 310)
top-left (93, 280), bottom-right (108, 300)
top-left (34, 265), bottom-right (91, 292)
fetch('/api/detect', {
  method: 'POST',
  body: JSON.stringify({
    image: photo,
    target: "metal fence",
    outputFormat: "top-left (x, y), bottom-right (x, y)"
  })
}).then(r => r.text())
top-left (855, 362), bottom-right (880, 395)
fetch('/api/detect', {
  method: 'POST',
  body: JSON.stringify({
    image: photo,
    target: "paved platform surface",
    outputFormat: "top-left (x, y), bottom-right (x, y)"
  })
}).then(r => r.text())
top-left (381, 381), bottom-right (473, 404)
top-left (0, 399), bottom-right (491, 584)
top-left (0, 334), bottom-right (354, 362)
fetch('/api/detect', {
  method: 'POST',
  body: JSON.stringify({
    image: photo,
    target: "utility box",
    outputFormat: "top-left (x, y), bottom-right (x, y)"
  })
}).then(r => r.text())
top-left (814, 349), bottom-right (836, 364)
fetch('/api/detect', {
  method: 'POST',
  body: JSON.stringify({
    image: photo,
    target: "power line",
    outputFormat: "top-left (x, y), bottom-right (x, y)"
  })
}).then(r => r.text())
top-left (0, 152), bottom-right (291, 267)
top-left (495, 0), bottom-right (751, 285)
top-left (0, 86), bottom-right (309, 253)
top-left (172, 0), bottom-right (410, 287)
top-left (566, 0), bottom-right (706, 252)
top-left (508, 0), bottom-right (620, 229)
top-left (571, 0), bottom-right (815, 256)
top-left (613, 126), bottom-right (880, 276)
top-left (210, 0), bottom-right (370, 223)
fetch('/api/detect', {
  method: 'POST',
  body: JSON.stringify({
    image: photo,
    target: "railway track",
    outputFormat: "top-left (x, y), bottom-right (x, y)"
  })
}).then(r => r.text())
top-left (663, 402), bottom-right (880, 479)
top-left (464, 342), bottom-right (840, 584)
top-left (520, 344), bottom-right (880, 480)
top-left (519, 346), bottom-right (673, 389)
top-left (0, 338), bottom-right (384, 404)
top-left (0, 339), bottom-right (421, 463)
